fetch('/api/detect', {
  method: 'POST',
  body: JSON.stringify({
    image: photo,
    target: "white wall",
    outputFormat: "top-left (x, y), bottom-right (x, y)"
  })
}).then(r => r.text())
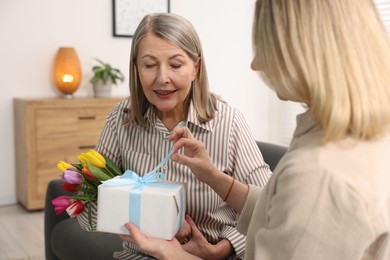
top-left (0, 0), bottom-right (294, 206)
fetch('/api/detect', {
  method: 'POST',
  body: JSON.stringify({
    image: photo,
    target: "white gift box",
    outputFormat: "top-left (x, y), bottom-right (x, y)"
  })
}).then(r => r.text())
top-left (96, 180), bottom-right (185, 240)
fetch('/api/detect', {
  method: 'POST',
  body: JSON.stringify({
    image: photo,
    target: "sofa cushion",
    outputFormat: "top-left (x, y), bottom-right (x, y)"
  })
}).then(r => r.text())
top-left (51, 217), bottom-right (123, 260)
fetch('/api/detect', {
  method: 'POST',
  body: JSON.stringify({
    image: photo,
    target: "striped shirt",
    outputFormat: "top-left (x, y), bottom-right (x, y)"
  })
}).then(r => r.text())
top-left (77, 97), bottom-right (271, 259)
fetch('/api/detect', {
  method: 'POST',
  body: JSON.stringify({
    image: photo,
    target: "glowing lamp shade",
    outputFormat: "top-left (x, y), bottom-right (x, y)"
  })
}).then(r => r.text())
top-left (53, 47), bottom-right (82, 97)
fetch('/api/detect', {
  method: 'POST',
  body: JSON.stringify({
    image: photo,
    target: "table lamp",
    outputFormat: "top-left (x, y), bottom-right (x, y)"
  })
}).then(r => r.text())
top-left (53, 47), bottom-right (82, 98)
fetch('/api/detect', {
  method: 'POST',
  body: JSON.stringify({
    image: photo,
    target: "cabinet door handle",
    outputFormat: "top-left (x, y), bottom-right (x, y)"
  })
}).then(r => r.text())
top-left (78, 116), bottom-right (96, 120)
top-left (78, 145), bottom-right (96, 150)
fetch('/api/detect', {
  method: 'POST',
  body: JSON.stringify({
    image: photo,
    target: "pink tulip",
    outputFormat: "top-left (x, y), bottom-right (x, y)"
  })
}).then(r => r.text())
top-left (61, 169), bottom-right (83, 184)
top-left (52, 195), bottom-right (71, 215)
top-left (66, 200), bottom-right (85, 218)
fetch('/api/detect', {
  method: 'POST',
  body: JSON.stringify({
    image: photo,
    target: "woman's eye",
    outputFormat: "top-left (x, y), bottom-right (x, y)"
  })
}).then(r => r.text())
top-left (171, 64), bottom-right (182, 69)
top-left (145, 64), bottom-right (157, 69)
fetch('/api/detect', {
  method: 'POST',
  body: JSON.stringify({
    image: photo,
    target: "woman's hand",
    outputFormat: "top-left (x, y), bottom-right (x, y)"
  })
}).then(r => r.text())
top-left (183, 215), bottom-right (234, 260)
top-left (120, 223), bottom-right (201, 260)
top-left (169, 127), bottom-right (249, 213)
top-left (175, 219), bottom-right (191, 244)
top-left (169, 127), bottom-right (221, 184)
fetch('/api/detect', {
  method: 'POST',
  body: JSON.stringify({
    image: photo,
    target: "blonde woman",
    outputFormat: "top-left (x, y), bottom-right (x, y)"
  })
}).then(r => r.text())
top-left (123, 0), bottom-right (390, 259)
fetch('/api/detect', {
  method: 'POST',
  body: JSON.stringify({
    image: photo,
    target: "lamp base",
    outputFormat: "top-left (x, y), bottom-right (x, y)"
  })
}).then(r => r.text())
top-left (63, 94), bottom-right (74, 99)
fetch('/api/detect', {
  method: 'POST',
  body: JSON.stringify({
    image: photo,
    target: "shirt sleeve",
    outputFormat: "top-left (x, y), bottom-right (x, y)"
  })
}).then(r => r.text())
top-left (221, 109), bottom-right (272, 257)
top-left (251, 166), bottom-right (374, 260)
top-left (220, 225), bottom-right (246, 259)
top-left (237, 184), bottom-right (263, 235)
top-left (228, 108), bottom-right (271, 187)
top-left (95, 101), bottom-right (124, 169)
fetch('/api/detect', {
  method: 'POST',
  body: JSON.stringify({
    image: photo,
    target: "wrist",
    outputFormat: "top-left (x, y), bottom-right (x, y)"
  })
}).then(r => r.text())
top-left (210, 239), bottom-right (234, 260)
top-left (160, 248), bottom-right (201, 260)
top-left (158, 249), bottom-right (179, 260)
top-left (207, 167), bottom-right (228, 187)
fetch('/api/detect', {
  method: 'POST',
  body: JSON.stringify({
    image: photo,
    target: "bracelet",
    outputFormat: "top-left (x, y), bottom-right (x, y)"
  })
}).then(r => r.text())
top-left (223, 177), bottom-right (235, 202)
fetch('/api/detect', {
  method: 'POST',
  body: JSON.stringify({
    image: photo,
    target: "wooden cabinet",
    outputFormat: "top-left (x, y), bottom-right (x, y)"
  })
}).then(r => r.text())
top-left (14, 97), bottom-right (124, 210)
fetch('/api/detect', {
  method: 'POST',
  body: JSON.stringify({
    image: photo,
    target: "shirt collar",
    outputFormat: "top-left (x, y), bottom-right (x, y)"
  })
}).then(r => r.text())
top-left (293, 109), bottom-right (320, 138)
top-left (145, 102), bottom-right (214, 133)
top-left (186, 102), bottom-right (214, 132)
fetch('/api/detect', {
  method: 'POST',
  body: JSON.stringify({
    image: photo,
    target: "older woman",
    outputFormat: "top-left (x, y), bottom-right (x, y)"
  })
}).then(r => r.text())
top-left (78, 13), bottom-right (271, 260)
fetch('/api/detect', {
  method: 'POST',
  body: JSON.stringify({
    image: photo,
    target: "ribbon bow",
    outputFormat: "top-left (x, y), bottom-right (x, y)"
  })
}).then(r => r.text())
top-left (102, 170), bottom-right (165, 187)
top-left (102, 148), bottom-right (173, 187)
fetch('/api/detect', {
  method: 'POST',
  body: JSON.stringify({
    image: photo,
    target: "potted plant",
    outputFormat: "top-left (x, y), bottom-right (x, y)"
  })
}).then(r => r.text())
top-left (90, 58), bottom-right (125, 98)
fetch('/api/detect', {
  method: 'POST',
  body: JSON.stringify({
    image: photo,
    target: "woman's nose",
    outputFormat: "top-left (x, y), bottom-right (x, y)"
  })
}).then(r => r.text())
top-left (251, 58), bottom-right (258, 71)
top-left (156, 66), bottom-right (170, 85)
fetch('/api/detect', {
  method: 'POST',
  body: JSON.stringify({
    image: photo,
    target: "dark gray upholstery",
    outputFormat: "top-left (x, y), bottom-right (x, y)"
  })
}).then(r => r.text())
top-left (44, 141), bottom-right (287, 260)
top-left (255, 141), bottom-right (287, 171)
top-left (44, 180), bottom-right (123, 260)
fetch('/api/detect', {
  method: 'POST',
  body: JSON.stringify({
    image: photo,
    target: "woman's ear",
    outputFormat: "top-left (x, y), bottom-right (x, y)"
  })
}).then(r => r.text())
top-left (192, 58), bottom-right (201, 80)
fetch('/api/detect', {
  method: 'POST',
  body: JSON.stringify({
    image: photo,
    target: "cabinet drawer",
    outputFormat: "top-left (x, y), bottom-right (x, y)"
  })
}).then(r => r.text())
top-left (35, 107), bottom-right (110, 138)
top-left (35, 137), bottom-right (102, 200)
top-left (36, 135), bottom-right (101, 169)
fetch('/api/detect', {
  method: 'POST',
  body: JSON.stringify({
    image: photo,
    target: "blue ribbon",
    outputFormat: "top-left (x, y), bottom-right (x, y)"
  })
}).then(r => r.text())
top-left (102, 148), bottom-right (173, 187)
top-left (101, 170), bottom-right (165, 187)
top-left (101, 149), bottom-right (183, 233)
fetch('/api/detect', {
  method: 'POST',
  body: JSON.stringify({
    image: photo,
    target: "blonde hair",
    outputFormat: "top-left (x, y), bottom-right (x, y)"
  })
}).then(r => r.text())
top-left (253, 0), bottom-right (390, 141)
top-left (126, 13), bottom-right (219, 127)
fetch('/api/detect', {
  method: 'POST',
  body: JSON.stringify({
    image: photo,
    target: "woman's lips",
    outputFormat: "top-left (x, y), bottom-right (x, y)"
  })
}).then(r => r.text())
top-left (154, 90), bottom-right (176, 98)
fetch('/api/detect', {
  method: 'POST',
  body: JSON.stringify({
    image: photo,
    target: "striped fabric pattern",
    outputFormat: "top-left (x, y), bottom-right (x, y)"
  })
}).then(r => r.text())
top-left (77, 98), bottom-right (271, 259)
top-left (376, 0), bottom-right (390, 33)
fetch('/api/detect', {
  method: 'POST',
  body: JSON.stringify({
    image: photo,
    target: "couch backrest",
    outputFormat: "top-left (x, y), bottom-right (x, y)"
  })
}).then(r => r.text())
top-left (256, 141), bottom-right (287, 172)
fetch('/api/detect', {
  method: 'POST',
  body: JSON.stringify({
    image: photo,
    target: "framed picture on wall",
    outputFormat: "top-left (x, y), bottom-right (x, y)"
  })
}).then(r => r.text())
top-left (113, 0), bottom-right (170, 37)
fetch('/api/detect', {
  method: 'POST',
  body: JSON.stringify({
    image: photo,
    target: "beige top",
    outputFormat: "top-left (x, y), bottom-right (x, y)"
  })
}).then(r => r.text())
top-left (238, 111), bottom-right (390, 260)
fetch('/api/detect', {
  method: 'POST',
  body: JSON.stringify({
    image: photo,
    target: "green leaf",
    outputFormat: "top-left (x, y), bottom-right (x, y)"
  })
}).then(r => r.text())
top-left (78, 171), bottom-right (101, 187)
top-left (90, 58), bottom-right (124, 86)
top-left (75, 187), bottom-right (97, 194)
top-left (105, 156), bottom-right (122, 176)
top-left (94, 58), bottom-right (106, 67)
top-left (71, 163), bottom-right (83, 171)
top-left (86, 161), bottom-right (111, 181)
top-left (111, 76), bottom-right (116, 83)
top-left (71, 194), bottom-right (95, 201)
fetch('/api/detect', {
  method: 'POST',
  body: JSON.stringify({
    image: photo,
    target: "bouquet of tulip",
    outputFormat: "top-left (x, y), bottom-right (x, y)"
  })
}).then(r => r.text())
top-left (51, 150), bottom-right (122, 227)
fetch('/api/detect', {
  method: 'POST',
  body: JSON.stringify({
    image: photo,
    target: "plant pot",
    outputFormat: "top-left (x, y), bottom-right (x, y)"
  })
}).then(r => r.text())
top-left (93, 79), bottom-right (112, 98)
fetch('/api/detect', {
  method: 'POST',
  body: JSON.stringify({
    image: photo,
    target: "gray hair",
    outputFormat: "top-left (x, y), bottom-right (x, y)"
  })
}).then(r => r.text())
top-left (127, 13), bottom-right (219, 127)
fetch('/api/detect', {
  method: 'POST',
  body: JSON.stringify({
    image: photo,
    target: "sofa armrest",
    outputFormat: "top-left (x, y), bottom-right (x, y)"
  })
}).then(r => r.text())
top-left (44, 179), bottom-right (73, 260)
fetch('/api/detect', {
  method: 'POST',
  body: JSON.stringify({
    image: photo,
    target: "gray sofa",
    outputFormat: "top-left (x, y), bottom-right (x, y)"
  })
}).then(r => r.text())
top-left (44, 141), bottom-right (287, 260)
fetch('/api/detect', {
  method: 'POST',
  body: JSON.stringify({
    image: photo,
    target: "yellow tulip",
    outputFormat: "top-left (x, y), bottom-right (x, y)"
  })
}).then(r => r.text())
top-left (82, 150), bottom-right (106, 169)
top-left (57, 161), bottom-right (74, 172)
top-left (77, 150), bottom-right (106, 169)
top-left (77, 153), bottom-right (89, 165)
